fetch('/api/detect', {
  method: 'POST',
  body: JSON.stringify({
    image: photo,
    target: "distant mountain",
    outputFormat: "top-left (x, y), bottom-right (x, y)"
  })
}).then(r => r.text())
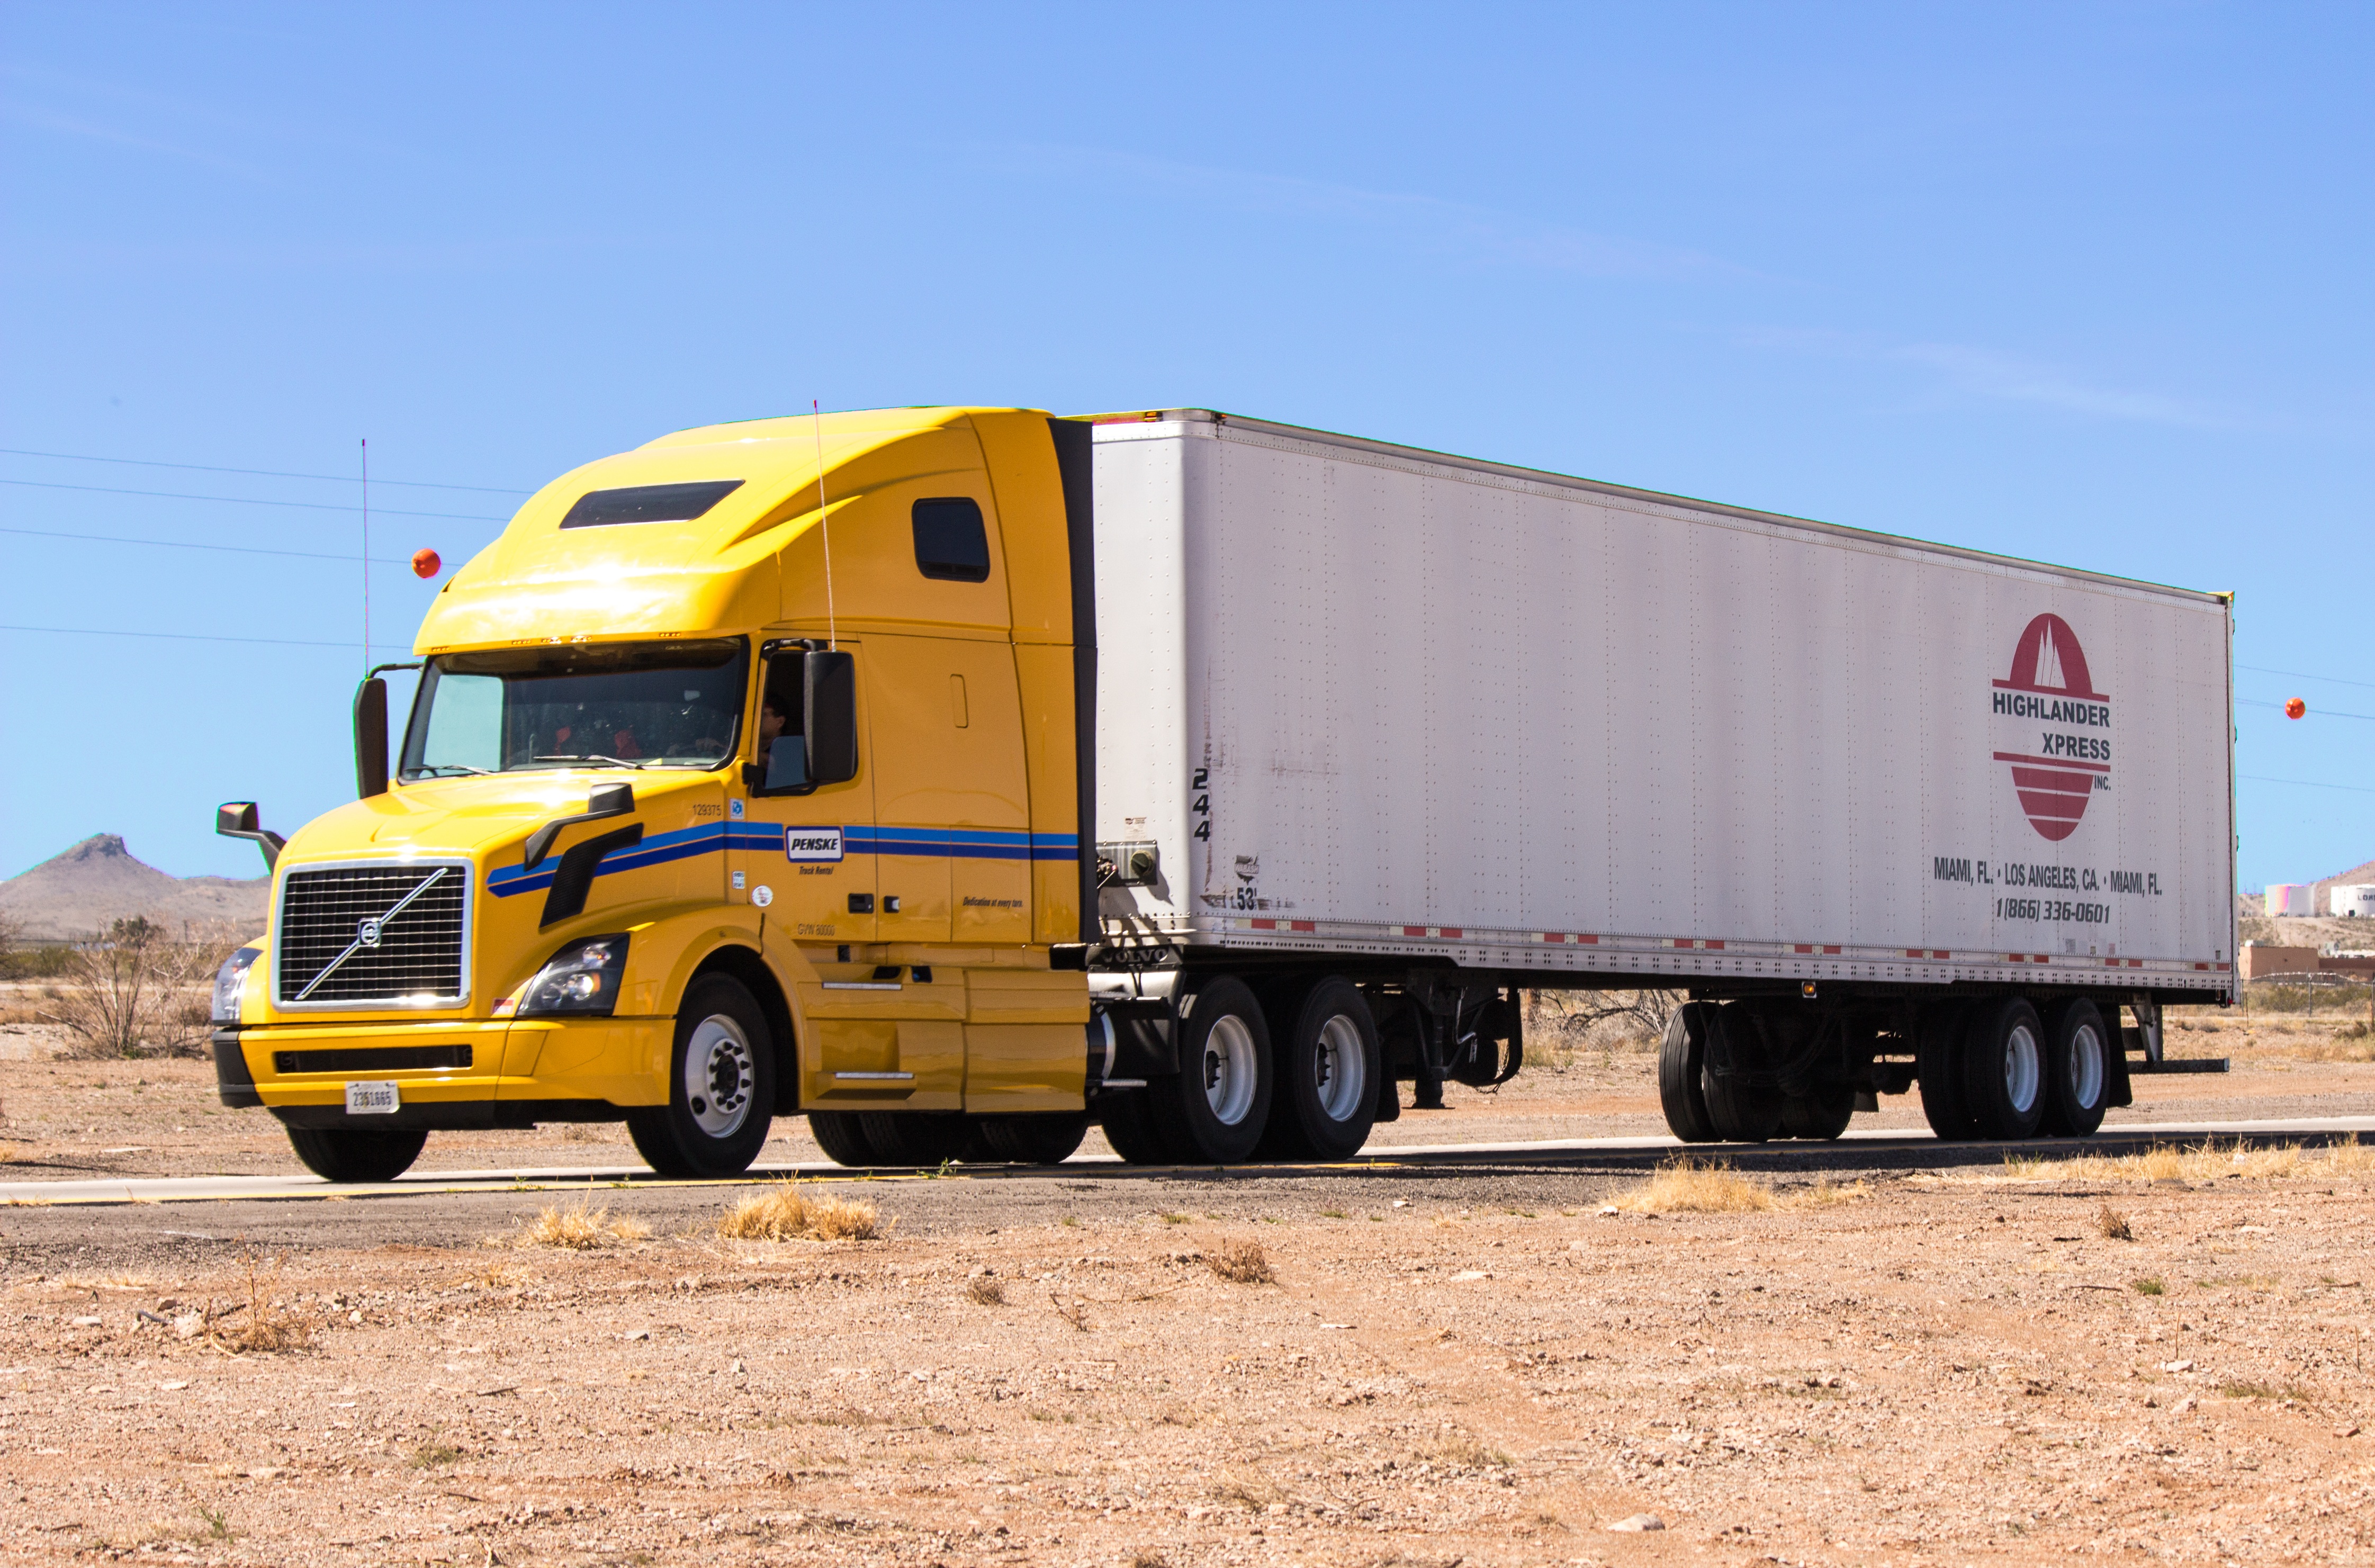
top-left (0, 835), bottom-right (269, 943)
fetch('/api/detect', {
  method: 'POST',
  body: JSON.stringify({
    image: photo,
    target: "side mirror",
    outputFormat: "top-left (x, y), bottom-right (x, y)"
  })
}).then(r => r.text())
top-left (216, 801), bottom-right (286, 872)
top-left (804, 650), bottom-right (858, 785)
top-left (354, 677), bottom-right (390, 798)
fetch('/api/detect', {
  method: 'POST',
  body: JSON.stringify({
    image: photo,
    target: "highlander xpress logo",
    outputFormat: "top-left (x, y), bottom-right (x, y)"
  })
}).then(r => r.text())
top-left (1992, 613), bottom-right (2109, 842)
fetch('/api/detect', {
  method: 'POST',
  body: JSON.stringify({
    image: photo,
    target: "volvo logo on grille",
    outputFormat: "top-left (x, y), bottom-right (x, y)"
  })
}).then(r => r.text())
top-left (357, 917), bottom-right (383, 947)
top-left (290, 865), bottom-right (453, 1003)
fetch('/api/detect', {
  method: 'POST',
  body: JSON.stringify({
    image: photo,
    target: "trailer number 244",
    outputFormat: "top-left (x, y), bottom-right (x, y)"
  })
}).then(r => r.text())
top-left (1191, 769), bottom-right (1210, 840)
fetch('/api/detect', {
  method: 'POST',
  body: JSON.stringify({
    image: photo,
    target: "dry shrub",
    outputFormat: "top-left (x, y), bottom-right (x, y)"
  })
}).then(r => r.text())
top-left (2098, 1204), bottom-right (2135, 1241)
top-left (1778, 1177), bottom-right (1871, 1210)
top-left (1998, 1138), bottom-right (2365, 1185)
top-left (0, 1141), bottom-right (17, 1165)
top-left (41, 916), bottom-right (242, 1059)
top-left (1613, 1157), bottom-right (1773, 1213)
top-left (965, 1275), bottom-right (1005, 1305)
top-left (515, 1202), bottom-right (650, 1250)
top-left (1208, 1240), bottom-right (1274, 1284)
top-left (206, 1255), bottom-right (312, 1355)
top-left (1524, 988), bottom-right (1685, 1065)
top-left (716, 1183), bottom-right (883, 1242)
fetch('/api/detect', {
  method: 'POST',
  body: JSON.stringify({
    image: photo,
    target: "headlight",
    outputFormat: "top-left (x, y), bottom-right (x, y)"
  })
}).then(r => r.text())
top-left (518, 934), bottom-right (631, 1017)
top-left (211, 946), bottom-right (262, 1025)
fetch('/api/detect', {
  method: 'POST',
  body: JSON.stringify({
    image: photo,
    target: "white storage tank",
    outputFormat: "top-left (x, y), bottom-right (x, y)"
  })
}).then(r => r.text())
top-left (2267, 884), bottom-right (2315, 916)
top-left (2334, 884), bottom-right (2375, 919)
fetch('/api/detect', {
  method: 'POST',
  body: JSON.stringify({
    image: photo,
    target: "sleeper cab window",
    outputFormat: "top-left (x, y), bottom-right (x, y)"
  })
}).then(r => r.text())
top-left (912, 497), bottom-right (990, 583)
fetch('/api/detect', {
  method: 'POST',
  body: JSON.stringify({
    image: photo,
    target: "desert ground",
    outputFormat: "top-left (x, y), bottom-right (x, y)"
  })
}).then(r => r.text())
top-left (1, 999), bottom-right (2372, 1565)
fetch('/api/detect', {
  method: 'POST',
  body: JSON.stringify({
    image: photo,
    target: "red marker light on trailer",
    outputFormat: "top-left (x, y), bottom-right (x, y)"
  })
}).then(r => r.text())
top-left (411, 547), bottom-right (442, 580)
top-left (2285, 697), bottom-right (2306, 719)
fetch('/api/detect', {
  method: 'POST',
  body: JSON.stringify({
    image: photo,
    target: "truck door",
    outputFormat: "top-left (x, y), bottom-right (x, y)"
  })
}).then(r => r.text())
top-left (730, 641), bottom-right (876, 947)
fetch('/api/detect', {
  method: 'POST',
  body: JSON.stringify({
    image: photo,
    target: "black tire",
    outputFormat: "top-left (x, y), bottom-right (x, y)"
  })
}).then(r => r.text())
top-left (285, 1127), bottom-right (426, 1183)
top-left (1658, 1002), bottom-right (1721, 1142)
top-left (1148, 975), bottom-right (1274, 1164)
top-left (2040, 998), bottom-right (2111, 1138)
top-left (1961, 996), bottom-right (2048, 1141)
top-left (858, 1113), bottom-right (972, 1168)
top-left (978, 1113), bottom-right (1090, 1165)
top-left (624, 974), bottom-right (776, 1178)
top-left (1703, 1006), bottom-right (1780, 1142)
top-left (1779, 1083), bottom-right (1856, 1140)
top-left (806, 1111), bottom-right (877, 1167)
top-left (1097, 1093), bottom-right (1173, 1165)
top-left (1263, 977), bottom-right (1381, 1161)
top-left (1916, 1002), bottom-right (1980, 1140)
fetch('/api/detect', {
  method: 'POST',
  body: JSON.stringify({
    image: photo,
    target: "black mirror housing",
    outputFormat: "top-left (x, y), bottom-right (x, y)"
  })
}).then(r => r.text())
top-left (354, 677), bottom-right (390, 798)
top-left (216, 801), bottom-right (285, 872)
top-left (804, 650), bottom-right (858, 785)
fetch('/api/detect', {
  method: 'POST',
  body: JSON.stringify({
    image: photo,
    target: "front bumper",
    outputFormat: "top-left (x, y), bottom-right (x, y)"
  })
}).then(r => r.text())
top-left (214, 1015), bottom-right (672, 1129)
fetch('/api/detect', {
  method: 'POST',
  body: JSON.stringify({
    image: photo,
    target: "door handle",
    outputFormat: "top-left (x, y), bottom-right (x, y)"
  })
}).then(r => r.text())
top-left (884, 895), bottom-right (901, 913)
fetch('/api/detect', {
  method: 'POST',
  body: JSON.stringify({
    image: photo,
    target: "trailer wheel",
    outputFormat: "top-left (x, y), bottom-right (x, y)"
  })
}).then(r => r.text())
top-left (625, 975), bottom-right (777, 1178)
top-left (1151, 975), bottom-right (1274, 1164)
top-left (2040, 999), bottom-right (2110, 1138)
top-left (806, 1111), bottom-right (877, 1167)
top-left (1779, 1084), bottom-right (1855, 1140)
top-left (1265, 977), bottom-right (1380, 1161)
top-left (1960, 996), bottom-right (2048, 1141)
top-left (1096, 1092), bottom-right (1173, 1165)
top-left (1915, 1003), bottom-right (1980, 1140)
top-left (978, 1113), bottom-right (1090, 1165)
top-left (1658, 1003), bottom-right (1721, 1142)
top-left (284, 1127), bottom-right (427, 1183)
top-left (858, 1113), bottom-right (972, 1168)
top-left (1703, 1006), bottom-right (1780, 1142)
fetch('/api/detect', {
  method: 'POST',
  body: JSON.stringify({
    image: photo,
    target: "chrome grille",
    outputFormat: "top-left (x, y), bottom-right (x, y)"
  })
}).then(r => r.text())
top-left (275, 861), bottom-right (470, 1007)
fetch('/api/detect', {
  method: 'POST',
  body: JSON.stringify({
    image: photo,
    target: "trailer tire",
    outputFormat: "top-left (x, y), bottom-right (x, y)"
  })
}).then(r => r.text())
top-left (1916, 1003), bottom-right (1980, 1141)
top-left (806, 1111), bottom-right (877, 1168)
top-left (2040, 998), bottom-right (2111, 1138)
top-left (859, 1113), bottom-right (972, 1168)
top-left (1151, 975), bottom-right (1274, 1164)
top-left (1960, 996), bottom-right (2048, 1141)
top-left (284, 1127), bottom-right (427, 1183)
top-left (1096, 1093), bottom-right (1174, 1165)
top-left (1703, 1006), bottom-right (1780, 1143)
top-left (625, 975), bottom-right (776, 1178)
top-left (1779, 1083), bottom-right (1856, 1141)
top-left (1658, 1003), bottom-right (1722, 1143)
top-left (978, 1113), bottom-right (1090, 1165)
top-left (1263, 977), bottom-right (1380, 1161)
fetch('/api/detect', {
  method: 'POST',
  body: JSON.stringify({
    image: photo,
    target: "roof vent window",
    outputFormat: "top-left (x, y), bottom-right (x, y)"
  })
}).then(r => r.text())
top-left (560, 480), bottom-right (745, 529)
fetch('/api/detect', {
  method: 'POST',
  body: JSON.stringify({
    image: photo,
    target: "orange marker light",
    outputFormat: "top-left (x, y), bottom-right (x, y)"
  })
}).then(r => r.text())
top-left (2284, 697), bottom-right (2307, 719)
top-left (411, 547), bottom-right (442, 580)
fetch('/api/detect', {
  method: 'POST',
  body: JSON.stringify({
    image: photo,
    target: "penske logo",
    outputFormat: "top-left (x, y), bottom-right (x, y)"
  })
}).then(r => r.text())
top-left (1991, 613), bottom-right (2108, 843)
top-left (784, 827), bottom-right (845, 863)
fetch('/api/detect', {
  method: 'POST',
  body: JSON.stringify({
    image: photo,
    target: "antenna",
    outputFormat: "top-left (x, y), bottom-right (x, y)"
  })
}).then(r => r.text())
top-left (359, 437), bottom-right (370, 673)
top-left (811, 400), bottom-right (835, 649)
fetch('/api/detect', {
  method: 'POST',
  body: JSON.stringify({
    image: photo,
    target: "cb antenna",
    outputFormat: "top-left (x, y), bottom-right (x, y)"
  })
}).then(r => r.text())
top-left (811, 400), bottom-right (835, 649)
top-left (359, 437), bottom-right (370, 673)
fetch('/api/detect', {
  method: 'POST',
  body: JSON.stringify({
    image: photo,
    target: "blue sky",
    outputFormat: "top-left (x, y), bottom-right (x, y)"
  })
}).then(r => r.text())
top-left (2, 3), bottom-right (2368, 891)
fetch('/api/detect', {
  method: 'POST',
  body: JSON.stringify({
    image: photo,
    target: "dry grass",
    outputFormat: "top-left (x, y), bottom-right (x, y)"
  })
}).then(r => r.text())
top-left (716, 1183), bottom-right (885, 1242)
top-left (512, 1202), bottom-right (651, 1250)
top-left (1778, 1176), bottom-right (1872, 1210)
top-left (2099, 1204), bottom-right (2135, 1241)
top-left (1995, 1137), bottom-right (2375, 1185)
top-left (1613, 1158), bottom-right (1774, 1213)
top-left (205, 1256), bottom-right (312, 1355)
top-left (1208, 1240), bottom-right (1275, 1284)
top-left (965, 1275), bottom-right (1006, 1305)
top-left (0, 1141), bottom-right (18, 1165)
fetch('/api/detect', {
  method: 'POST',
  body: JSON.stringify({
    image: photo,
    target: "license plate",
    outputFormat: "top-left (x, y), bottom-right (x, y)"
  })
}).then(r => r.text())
top-left (346, 1080), bottom-right (400, 1115)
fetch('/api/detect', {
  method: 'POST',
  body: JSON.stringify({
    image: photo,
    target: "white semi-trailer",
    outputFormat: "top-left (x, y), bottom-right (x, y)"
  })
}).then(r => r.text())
top-left (1082, 410), bottom-right (2234, 1156)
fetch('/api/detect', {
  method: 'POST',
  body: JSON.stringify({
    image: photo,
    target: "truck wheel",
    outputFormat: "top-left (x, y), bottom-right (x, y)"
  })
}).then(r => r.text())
top-left (625, 975), bottom-right (776, 1178)
top-left (1779, 1084), bottom-right (1855, 1140)
top-left (284, 1127), bottom-right (426, 1183)
top-left (1658, 1003), bottom-right (1721, 1142)
top-left (1703, 1006), bottom-right (1780, 1142)
top-left (1915, 1003), bottom-right (1980, 1140)
top-left (1960, 996), bottom-right (2048, 1140)
top-left (858, 1113), bottom-right (971, 1168)
top-left (2040, 999), bottom-right (2110, 1137)
top-left (1097, 1093), bottom-right (1174, 1165)
top-left (978, 1113), bottom-right (1090, 1164)
top-left (1151, 975), bottom-right (1274, 1164)
top-left (1264, 977), bottom-right (1380, 1161)
top-left (806, 1111), bottom-right (877, 1167)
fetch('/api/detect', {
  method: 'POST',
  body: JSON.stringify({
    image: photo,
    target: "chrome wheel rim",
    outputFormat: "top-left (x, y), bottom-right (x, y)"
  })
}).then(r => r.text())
top-left (685, 1014), bottom-right (755, 1138)
top-left (2066, 1022), bottom-right (2104, 1110)
top-left (1202, 1014), bottom-right (1258, 1127)
top-left (1312, 1013), bottom-right (1368, 1123)
top-left (2003, 1023), bottom-right (2041, 1115)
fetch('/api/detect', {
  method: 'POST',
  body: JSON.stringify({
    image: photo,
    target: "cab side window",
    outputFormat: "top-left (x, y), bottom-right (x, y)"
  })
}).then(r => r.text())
top-left (912, 498), bottom-right (990, 582)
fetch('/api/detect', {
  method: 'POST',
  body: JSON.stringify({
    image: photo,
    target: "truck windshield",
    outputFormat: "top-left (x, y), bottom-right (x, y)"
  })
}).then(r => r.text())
top-left (398, 639), bottom-right (748, 779)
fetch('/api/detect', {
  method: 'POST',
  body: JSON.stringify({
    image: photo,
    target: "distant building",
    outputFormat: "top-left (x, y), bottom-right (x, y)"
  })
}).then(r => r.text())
top-left (2266, 883), bottom-right (2315, 916)
top-left (2335, 884), bottom-right (2375, 919)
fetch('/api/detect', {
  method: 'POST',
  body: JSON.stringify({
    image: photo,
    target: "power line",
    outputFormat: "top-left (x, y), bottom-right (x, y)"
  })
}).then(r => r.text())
top-left (0, 623), bottom-right (399, 651)
top-left (2237, 662), bottom-right (2375, 691)
top-left (0, 445), bottom-right (531, 495)
top-left (2241, 774), bottom-right (2375, 795)
top-left (0, 475), bottom-right (505, 521)
top-left (0, 524), bottom-right (432, 565)
top-left (2239, 697), bottom-right (2375, 722)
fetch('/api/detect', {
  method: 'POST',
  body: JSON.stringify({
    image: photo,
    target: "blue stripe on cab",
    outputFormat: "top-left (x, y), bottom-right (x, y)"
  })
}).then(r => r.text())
top-left (487, 819), bottom-right (1073, 896)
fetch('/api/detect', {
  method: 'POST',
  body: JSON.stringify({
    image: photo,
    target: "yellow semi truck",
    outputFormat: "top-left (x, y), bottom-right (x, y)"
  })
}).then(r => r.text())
top-left (211, 405), bottom-right (2232, 1182)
